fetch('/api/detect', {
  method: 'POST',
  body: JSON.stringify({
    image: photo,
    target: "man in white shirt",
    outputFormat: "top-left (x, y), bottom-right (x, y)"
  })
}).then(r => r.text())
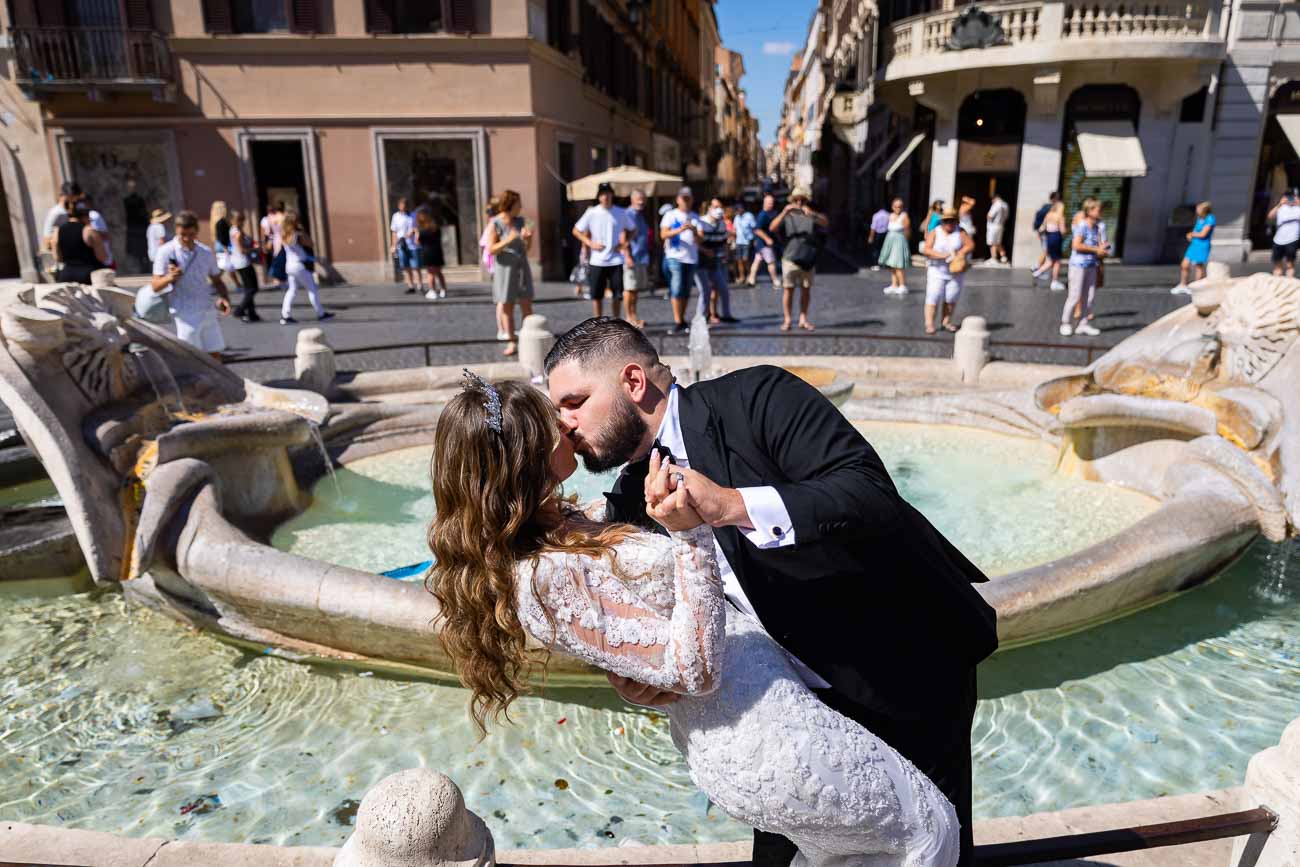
top-left (985, 193), bottom-right (1010, 264)
top-left (1269, 190), bottom-right (1300, 277)
top-left (659, 186), bottom-right (701, 334)
top-left (150, 210), bottom-right (232, 359)
top-left (146, 209), bottom-right (170, 265)
top-left (573, 182), bottom-right (634, 319)
top-left (389, 197), bottom-right (423, 295)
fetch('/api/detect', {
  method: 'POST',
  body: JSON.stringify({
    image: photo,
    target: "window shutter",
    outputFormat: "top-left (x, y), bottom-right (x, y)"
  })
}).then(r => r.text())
top-left (123, 0), bottom-right (156, 28)
top-left (288, 0), bottom-right (320, 33)
top-left (443, 0), bottom-right (476, 33)
top-left (365, 0), bottom-right (395, 32)
top-left (201, 0), bottom-right (233, 33)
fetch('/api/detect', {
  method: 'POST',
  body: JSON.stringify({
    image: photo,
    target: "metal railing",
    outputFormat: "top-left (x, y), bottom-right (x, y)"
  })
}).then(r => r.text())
top-left (12, 27), bottom-right (172, 85)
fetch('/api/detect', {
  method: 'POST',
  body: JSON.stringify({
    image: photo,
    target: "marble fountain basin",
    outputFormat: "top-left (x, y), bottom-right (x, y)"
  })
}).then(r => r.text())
top-left (0, 275), bottom-right (1296, 684)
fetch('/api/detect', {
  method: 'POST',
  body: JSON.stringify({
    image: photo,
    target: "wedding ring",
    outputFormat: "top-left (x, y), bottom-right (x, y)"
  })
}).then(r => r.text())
top-left (672, 472), bottom-right (685, 484)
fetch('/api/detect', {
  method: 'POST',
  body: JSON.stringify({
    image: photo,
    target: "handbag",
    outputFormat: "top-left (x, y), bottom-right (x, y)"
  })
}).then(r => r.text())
top-left (569, 261), bottom-right (590, 285)
top-left (948, 253), bottom-right (968, 274)
top-left (784, 235), bottom-right (817, 270)
top-left (133, 285), bottom-right (171, 324)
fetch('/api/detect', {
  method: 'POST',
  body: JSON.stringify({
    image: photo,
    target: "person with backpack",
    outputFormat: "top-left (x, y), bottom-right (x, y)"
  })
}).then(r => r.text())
top-left (770, 186), bottom-right (828, 331)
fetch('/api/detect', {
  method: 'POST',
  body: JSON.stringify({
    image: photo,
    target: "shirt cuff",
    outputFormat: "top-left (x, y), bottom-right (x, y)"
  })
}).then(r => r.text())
top-left (737, 486), bottom-right (796, 548)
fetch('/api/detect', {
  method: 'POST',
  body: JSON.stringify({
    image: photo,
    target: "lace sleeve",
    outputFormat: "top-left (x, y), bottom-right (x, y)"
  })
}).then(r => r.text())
top-left (517, 526), bottom-right (725, 695)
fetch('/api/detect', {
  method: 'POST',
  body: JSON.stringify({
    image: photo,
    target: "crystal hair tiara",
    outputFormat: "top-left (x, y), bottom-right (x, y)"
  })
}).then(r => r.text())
top-left (461, 369), bottom-right (503, 434)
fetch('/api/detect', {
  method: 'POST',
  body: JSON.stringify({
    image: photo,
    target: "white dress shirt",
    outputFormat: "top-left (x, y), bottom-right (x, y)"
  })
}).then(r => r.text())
top-left (655, 384), bottom-right (831, 689)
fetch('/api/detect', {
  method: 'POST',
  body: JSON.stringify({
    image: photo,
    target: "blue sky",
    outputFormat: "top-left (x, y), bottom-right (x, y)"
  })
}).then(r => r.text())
top-left (715, 0), bottom-right (819, 147)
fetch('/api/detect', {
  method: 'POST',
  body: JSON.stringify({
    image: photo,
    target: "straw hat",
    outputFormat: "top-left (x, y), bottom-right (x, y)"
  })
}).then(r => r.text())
top-left (149, 208), bottom-right (172, 224)
top-left (790, 186), bottom-right (812, 201)
top-left (940, 206), bottom-right (959, 220)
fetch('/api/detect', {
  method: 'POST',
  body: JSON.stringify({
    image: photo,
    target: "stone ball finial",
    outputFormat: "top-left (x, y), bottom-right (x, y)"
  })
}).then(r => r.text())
top-left (295, 327), bottom-right (337, 395)
top-left (334, 768), bottom-right (495, 867)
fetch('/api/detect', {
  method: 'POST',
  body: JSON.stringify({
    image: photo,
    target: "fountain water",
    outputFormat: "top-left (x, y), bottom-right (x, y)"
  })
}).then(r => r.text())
top-left (128, 345), bottom-right (188, 417)
top-left (307, 421), bottom-right (344, 504)
top-left (687, 312), bottom-right (712, 382)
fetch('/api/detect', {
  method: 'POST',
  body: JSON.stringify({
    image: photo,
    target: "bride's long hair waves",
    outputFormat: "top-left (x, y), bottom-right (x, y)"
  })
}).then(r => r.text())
top-left (427, 379), bottom-right (629, 735)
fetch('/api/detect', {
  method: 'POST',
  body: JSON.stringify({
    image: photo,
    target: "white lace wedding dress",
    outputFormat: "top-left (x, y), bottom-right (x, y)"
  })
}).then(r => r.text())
top-left (513, 526), bottom-right (959, 867)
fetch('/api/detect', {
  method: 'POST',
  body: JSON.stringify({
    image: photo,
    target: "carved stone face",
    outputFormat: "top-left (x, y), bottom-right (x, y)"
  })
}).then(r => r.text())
top-left (1207, 274), bottom-right (1300, 385)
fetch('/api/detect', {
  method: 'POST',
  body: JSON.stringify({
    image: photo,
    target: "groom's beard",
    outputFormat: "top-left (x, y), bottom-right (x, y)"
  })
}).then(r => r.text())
top-left (578, 394), bottom-right (649, 473)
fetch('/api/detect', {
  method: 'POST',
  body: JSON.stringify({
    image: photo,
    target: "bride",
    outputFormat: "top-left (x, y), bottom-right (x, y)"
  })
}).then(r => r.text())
top-left (426, 375), bottom-right (959, 867)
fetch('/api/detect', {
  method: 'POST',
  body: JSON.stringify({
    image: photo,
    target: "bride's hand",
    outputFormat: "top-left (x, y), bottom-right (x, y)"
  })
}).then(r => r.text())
top-left (646, 456), bottom-right (703, 531)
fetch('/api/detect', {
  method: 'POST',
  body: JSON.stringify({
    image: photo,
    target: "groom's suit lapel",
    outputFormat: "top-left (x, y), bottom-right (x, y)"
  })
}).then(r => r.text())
top-left (676, 384), bottom-right (745, 585)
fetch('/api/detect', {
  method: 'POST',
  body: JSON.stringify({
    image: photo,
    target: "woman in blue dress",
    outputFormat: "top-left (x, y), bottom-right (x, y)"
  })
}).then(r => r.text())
top-left (1172, 202), bottom-right (1214, 295)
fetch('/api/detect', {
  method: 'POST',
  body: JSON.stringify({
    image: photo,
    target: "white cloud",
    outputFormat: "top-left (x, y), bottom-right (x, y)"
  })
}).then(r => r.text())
top-left (762, 41), bottom-right (795, 56)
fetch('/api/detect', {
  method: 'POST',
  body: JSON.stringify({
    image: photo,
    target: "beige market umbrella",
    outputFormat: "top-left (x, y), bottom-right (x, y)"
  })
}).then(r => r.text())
top-left (565, 165), bottom-right (684, 200)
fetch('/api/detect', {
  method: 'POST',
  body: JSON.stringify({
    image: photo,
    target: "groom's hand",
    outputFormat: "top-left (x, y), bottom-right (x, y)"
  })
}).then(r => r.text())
top-left (606, 672), bottom-right (680, 707)
top-left (646, 451), bottom-right (704, 531)
top-left (669, 468), bottom-right (753, 531)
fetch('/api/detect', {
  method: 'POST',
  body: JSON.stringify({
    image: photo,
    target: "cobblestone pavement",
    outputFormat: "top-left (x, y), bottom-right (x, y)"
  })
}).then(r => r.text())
top-left (212, 262), bottom-right (1266, 382)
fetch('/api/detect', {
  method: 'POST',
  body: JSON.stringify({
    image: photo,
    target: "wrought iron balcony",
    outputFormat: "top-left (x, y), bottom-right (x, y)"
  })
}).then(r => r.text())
top-left (11, 27), bottom-right (173, 97)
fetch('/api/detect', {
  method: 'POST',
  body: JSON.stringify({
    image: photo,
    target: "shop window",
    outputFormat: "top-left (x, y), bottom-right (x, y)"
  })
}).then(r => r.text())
top-left (592, 145), bottom-right (609, 173)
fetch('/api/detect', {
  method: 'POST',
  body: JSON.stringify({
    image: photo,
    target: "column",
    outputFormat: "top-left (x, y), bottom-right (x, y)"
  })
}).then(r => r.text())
top-left (1208, 58), bottom-right (1272, 262)
top-left (1127, 105), bottom-right (1178, 263)
top-left (1012, 76), bottom-right (1064, 269)
top-left (929, 112), bottom-right (958, 209)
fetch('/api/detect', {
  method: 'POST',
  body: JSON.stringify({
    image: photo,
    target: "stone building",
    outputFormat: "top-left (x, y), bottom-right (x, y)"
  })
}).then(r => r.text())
top-left (712, 46), bottom-right (760, 198)
top-left (775, 0), bottom-right (1300, 266)
top-left (0, 0), bottom-right (757, 283)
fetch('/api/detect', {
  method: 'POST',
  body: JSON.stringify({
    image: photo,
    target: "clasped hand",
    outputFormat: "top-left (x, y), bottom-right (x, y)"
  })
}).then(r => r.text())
top-left (644, 449), bottom-right (703, 531)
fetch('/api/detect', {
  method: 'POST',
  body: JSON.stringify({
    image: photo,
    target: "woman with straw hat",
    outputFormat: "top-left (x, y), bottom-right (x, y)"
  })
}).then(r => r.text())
top-left (146, 208), bottom-right (171, 266)
top-left (921, 206), bottom-right (974, 334)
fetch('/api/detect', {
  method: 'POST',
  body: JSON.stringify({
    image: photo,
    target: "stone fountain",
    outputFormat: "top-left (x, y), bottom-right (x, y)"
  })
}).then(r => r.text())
top-left (0, 273), bottom-right (1296, 677)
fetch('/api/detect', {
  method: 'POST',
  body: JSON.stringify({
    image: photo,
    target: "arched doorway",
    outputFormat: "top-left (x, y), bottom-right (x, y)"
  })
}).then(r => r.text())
top-left (955, 89), bottom-right (1025, 260)
top-left (1060, 85), bottom-right (1141, 258)
top-left (1249, 81), bottom-right (1300, 249)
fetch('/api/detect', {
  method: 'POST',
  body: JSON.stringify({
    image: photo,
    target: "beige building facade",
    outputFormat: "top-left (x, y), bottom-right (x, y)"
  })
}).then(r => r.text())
top-left (0, 0), bottom-right (752, 283)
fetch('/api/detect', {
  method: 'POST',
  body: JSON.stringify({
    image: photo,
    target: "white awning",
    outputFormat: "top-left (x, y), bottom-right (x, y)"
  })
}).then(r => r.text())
top-left (1075, 120), bottom-right (1148, 178)
top-left (1276, 114), bottom-right (1300, 157)
top-left (880, 132), bottom-right (927, 181)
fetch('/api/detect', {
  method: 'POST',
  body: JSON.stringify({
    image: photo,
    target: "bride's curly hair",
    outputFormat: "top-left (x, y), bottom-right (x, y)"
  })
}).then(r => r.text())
top-left (426, 379), bottom-right (630, 736)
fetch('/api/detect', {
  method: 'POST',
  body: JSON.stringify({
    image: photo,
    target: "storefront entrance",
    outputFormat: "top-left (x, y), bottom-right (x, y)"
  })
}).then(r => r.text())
top-left (955, 89), bottom-right (1024, 260)
top-left (1060, 85), bottom-right (1141, 258)
top-left (1250, 81), bottom-right (1300, 249)
top-left (380, 137), bottom-right (483, 267)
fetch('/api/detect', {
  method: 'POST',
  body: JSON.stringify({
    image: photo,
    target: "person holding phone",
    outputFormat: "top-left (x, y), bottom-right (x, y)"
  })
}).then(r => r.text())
top-left (1269, 189), bottom-right (1300, 277)
top-left (150, 210), bottom-right (232, 359)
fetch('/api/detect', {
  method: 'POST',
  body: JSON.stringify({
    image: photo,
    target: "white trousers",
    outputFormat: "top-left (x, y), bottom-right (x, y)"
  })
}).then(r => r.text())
top-left (282, 268), bottom-right (324, 319)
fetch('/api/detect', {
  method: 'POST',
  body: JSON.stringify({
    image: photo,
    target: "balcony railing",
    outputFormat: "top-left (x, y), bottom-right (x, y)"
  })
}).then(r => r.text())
top-left (12, 27), bottom-right (172, 89)
top-left (886, 0), bottom-right (1221, 69)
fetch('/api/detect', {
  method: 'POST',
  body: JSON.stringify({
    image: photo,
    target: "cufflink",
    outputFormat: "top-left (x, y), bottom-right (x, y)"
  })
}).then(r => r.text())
top-left (772, 526), bottom-right (784, 537)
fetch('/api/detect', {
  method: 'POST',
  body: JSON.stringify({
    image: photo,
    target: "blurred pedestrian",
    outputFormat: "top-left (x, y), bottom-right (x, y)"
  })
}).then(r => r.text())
top-left (879, 198), bottom-right (912, 296)
top-left (867, 204), bottom-right (890, 270)
top-left (417, 207), bottom-right (448, 299)
top-left (1269, 190), bottom-right (1300, 278)
top-left (43, 181), bottom-right (81, 250)
top-left (390, 197), bottom-right (423, 295)
top-left (623, 189), bottom-right (652, 328)
top-left (921, 206), bottom-right (974, 334)
top-left (486, 189), bottom-right (535, 357)
top-left (958, 196), bottom-right (977, 241)
top-left (211, 200), bottom-right (231, 273)
top-left (926, 200), bottom-right (944, 234)
top-left (54, 199), bottom-right (109, 284)
top-left (479, 196), bottom-right (500, 280)
top-left (734, 200), bottom-right (757, 281)
top-left (1173, 201), bottom-right (1215, 295)
top-left (660, 186), bottom-right (701, 334)
top-left (1032, 201), bottom-right (1067, 291)
top-left (262, 202), bottom-right (287, 292)
top-left (573, 181), bottom-right (633, 318)
top-left (228, 209), bottom-right (261, 322)
top-left (771, 186), bottom-right (827, 331)
top-left (150, 210), bottom-right (232, 359)
top-left (745, 193), bottom-right (781, 287)
top-left (1032, 192), bottom-right (1060, 276)
top-left (986, 193), bottom-right (1009, 264)
top-left (146, 208), bottom-right (170, 265)
top-left (279, 211), bottom-right (333, 325)
top-left (82, 194), bottom-right (115, 271)
top-left (1061, 201), bottom-right (1107, 337)
top-left (697, 196), bottom-right (737, 325)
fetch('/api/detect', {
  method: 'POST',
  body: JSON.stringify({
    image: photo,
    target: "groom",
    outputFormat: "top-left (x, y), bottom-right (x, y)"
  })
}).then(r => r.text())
top-left (546, 318), bottom-right (998, 867)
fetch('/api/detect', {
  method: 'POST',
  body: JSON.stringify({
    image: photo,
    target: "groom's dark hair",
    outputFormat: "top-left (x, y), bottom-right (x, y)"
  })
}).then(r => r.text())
top-left (544, 317), bottom-right (668, 378)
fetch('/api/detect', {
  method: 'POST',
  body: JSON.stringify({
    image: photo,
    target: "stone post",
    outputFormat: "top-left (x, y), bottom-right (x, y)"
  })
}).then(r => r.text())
top-left (1229, 717), bottom-right (1297, 867)
top-left (294, 328), bottom-right (336, 396)
top-left (953, 316), bottom-right (990, 384)
top-left (1206, 261), bottom-right (1231, 281)
top-left (335, 769), bottom-right (495, 867)
top-left (517, 314), bottom-right (554, 384)
top-left (89, 268), bottom-right (117, 288)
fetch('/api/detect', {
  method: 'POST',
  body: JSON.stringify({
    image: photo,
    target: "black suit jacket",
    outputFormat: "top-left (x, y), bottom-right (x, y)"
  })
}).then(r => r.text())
top-left (605, 365), bottom-right (999, 721)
